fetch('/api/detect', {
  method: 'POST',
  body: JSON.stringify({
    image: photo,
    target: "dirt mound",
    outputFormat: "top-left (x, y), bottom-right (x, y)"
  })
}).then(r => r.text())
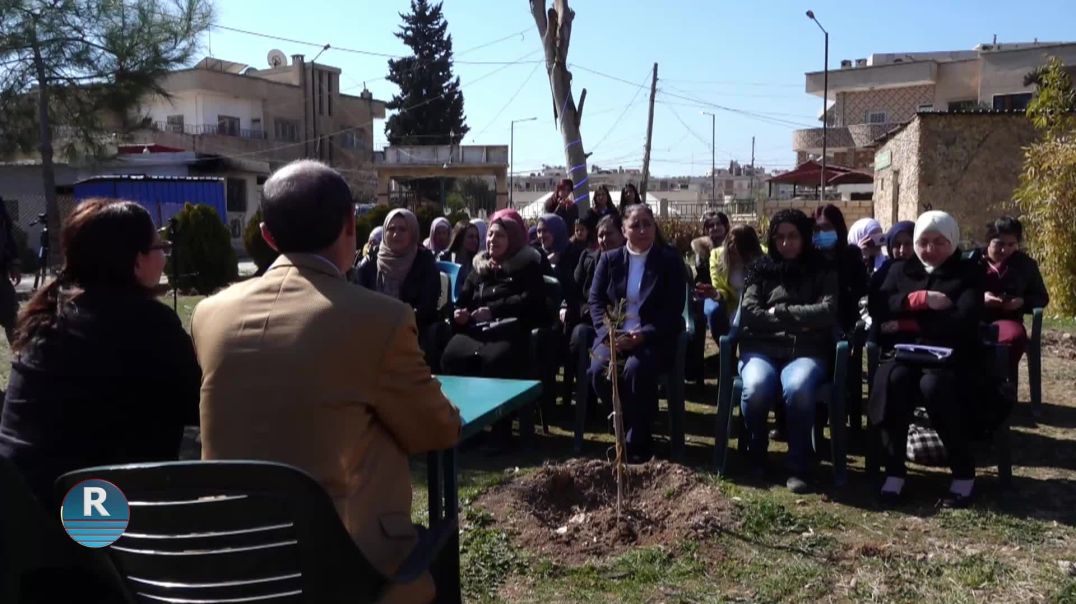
top-left (473, 458), bottom-right (732, 562)
top-left (1042, 331), bottom-right (1076, 360)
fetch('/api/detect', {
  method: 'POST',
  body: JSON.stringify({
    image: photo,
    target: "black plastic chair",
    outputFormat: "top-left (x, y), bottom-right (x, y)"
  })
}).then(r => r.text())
top-left (531, 275), bottom-right (564, 436)
top-left (55, 460), bottom-right (456, 604)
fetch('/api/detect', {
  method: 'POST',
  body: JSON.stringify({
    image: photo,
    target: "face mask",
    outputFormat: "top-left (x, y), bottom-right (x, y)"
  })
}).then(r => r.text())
top-left (813, 231), bottom-right (838, 250)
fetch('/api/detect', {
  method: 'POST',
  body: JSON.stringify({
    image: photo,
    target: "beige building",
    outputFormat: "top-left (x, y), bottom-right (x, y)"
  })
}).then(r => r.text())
top-left (872, 112), bottom-right (1036, 243)
top-left (131, 54), bottom-right (387, 232)
top-left (794, 41), bottom-right (1076, 170)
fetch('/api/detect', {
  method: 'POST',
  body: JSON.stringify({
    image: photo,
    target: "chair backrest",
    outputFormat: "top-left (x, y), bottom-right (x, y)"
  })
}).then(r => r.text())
top-left (542, 275), bottom-right (564, 323)
top-left (435, 261), bottom-right (462, 304)
top-left (681, 283), bottom-right (694, 334)
top-left (437, 272), bottom-right (450, 310)
top-left (55, 461), bottom-right (387, 604)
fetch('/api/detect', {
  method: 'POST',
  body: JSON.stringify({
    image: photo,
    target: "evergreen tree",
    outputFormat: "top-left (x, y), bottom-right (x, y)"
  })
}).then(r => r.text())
top-left (384, 0), bottom-right (468, 202)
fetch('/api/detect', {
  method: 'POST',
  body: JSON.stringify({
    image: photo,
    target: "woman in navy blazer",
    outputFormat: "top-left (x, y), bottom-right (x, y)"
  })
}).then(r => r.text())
top-left (587, 204), bottom-right (687, 462)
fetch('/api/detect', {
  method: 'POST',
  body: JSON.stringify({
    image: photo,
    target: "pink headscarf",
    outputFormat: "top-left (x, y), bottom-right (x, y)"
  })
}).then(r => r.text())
top-left (490, 208), bottom-right (525, 232)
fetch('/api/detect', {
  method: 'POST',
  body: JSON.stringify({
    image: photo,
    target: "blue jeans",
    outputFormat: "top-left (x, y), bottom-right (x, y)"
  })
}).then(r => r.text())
top-left (739, 353), bottom-right (827, 473)
top-left (702, 297), bottom-right (730, 343)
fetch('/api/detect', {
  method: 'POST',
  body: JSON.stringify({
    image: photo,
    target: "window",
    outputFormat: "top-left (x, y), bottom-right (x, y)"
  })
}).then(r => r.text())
top-left (274, 118), bottom-right (298, 142)
top-left (165, 114), bottom-right (184, 133)
top-left (917, 104), bottom-right (934, 113)
top-left (865, 111), bottom-right (887, 124)
top-left (948, 99), bottom-right (978, 112)
top-left (250, 118), bottom-right (263, 138)
top-left (992, 92), bottom-right (1033, 112)
top-left (217, 115), bottom-right (240, 136)
top-left (226, 178), bottom-right (247, 213)
top-left (341, 128), bottom-right (363, 150)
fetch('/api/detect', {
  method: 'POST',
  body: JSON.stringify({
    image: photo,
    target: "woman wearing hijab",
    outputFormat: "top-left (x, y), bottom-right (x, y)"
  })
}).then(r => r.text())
top-left (440, 215), bottom-right (547, 380)
top-left (423, 217), bottom-right (452, 255)
top-left (868, 211), bottom-right (985, 508)
top-left (361, 226), bottom-right (383, 263)
top-left (355, 209), bottom-right (442, 350)
top-left (587, 204), bottom-right (687, 463)
top-left (544, 178), bottom-right (580, 231)
top-left (441, 220), bottom-right (481, 285)
top-left (866, 220), bottom-right (916, 333)
top-left (847, 218), bottom-right (887, 276)
top-left (738, 209), bottom-right (838, 493)
top-left (470, 218), bottom-right (489, 251)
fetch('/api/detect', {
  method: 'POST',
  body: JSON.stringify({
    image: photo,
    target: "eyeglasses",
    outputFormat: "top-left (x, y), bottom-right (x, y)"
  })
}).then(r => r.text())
top-left (150, 241), bottom-right (173, 256)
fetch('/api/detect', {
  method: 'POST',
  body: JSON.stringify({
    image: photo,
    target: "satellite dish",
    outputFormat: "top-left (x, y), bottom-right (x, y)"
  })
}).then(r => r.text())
top-left (267, 49), bottom-right (287, 68)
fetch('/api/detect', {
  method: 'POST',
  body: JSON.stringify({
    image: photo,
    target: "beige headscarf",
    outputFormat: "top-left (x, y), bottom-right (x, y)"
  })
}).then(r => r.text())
top-left (376, 209), bottom-right (420, 298)
top-left (913, 210), bottom-right (960, 273)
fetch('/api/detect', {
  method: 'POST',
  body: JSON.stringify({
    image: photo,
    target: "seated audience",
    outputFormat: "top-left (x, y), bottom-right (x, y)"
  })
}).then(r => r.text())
top-left (584, 185), bottom-right (619, 232)
top-left (813, 204), bottom-right (868, 336)
top-left (470, 218), bottom-right (489, 250)
top-left (868, 211), bottom-right (984, 508)
top-left (360, 226), bottom-right (383, 264)
top-left (979, 216), bottom-right (1049, 374)
top-left (0, 199), bottom-right (201, 506)
top-left (571, 212), bottom-right (599, 254)
top-left (424, 216), bottom-right (451, 256)
top-left (572, 214), bottom-right (624, 335)
top-left (543, 178), bottom-right (580, 231)
top-left (739, 209), bottom-right (837, 493)
top-left (691, 211), bottom-right (731, 288)
top-left (866, 221), bottom-right (915, 333)
top-left (354, 209), bottom-right (442, 360)
top-left (538, 213), bottom-right (582, 328)
top-left (441, 219), bottom-right (481, 285)
top-left (696, 225), bottom-right (764, 341)
top-left (193, 160), bottom-right (460, 602)
top-left (441, 214), bottom-right (547, 379)
top-left (587, 204), bottom-right (686, 462)
top-left (618, 183), bottom-right (643, 215)
top-left (848, 217), bottom-right (887, 276)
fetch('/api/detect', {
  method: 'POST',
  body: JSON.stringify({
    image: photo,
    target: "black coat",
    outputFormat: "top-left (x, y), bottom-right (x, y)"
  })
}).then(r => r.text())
top-left (870, 253), bottom-right (985, 359)
top-left (977, 250), bottom-right (1050, 322)
top-left (589, 244), bottom-right (687, 360)
top-left (833, 243), bottom-right (869, 334)
top-left (551, 242), bottom-right (585, 328)
top-left (457, 246), bottom-right (548, 338)
top-left (574, 248), bottom-right (601, 327)
top-left (0, 290), bottom-right (201, 505)
top-left (739, 257), bottom-right (839, 360)
top-left (355, 247), bottom-right (442, 329)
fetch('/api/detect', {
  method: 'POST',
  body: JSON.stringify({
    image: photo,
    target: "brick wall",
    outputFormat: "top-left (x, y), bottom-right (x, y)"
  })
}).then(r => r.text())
top-left (873, 118), bottom-right (921, 229)
top-left (835, 85), bottom-right (935, 126)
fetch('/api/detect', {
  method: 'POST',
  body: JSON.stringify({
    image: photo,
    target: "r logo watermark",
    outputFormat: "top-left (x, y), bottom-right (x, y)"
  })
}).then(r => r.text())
top-left (60, 479), bottom-right (129, 548)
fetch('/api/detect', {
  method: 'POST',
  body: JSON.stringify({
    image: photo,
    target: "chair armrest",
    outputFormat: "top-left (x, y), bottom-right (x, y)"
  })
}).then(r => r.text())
top-left (1030, 307), bottom-right (1044, 344)
top-left (717, 333), bottom-right (739, 409)
top-left (392, 516), bottom-right (459, 584)
top-left (832, 340), bottom-right (851, 385)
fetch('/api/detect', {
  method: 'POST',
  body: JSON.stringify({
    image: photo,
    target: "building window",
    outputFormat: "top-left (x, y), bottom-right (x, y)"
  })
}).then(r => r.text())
top-left (341, 128), bottom-right (363, 150)
top-left (947, 99), bottom-right (978, 112)
top-left (250, 118), bottom-right (263, 138)
top-left (274, 118), bottom-right (298, 142)
top-left (165, 114), bottom-right (184, 133)
top-left (865, 111), bottom-right (887, 124)
top-left (226, 178), bottom-right (247, 212)
top-left (217, 115), bottom-right (240, 136)
top-left (992, 93), bottom-right (1033, 112)
top-left (917, 104), bottom-right (934, 112)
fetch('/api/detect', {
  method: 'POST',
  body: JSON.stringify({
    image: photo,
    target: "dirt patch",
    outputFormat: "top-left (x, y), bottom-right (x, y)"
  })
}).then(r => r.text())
top-left (473, 458), bottom-right (732, 563)
top-left (1042, 331), bottom-right (1076, 360)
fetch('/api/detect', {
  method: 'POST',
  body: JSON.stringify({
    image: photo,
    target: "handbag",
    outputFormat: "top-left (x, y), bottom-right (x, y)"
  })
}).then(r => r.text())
top-left (906, 408), bottom-right (948, 467)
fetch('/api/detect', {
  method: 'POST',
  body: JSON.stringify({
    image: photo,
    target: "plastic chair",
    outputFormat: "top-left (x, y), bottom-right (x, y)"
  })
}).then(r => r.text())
top-left (573, 283), bottom-right (694, 461)
top-left (713, 325), bottom-right (851, 486)
top-left (864, 332), bottom-right (1014, 487)
top-left (55, 460), bottom-right (456, 604)
top-left (435, 261), bottom-right (462, 304)
top-left (1027, 307), bottom-right (1044, 413)
top-left (530, 275), bottom-right (564, 436)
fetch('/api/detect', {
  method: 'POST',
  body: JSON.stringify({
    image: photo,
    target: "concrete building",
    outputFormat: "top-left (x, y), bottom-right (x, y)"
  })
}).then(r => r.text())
top-left (872, 112), bottom-right (1036, 243)
top-left (794, 41), bottom-right (1076, 170)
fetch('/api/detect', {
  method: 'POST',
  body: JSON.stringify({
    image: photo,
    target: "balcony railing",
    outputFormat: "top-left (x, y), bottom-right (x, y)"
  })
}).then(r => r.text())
top-left (375, 145), bottom-right (508, 166)
top-left (155, 122), bottom-right (268, 140)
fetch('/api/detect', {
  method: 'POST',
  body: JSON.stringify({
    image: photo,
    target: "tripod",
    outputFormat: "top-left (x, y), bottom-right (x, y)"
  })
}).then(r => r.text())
top-left (31, 214), bottom-right (49, 290)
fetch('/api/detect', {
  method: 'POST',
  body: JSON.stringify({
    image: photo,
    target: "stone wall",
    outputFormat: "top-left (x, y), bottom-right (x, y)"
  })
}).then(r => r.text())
top-left (873, 113), bottom-right (1036, 244)
top-left (762, 198), bottom-right (874, 223)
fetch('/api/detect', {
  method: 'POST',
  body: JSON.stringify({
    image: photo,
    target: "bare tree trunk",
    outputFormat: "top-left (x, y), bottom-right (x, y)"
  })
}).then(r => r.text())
top-left (603, 300), bottom-right (627, 520)
top-left (529, 0), bottom-right (589, 210)
top-left (30, 37), bottom-right (61, 267)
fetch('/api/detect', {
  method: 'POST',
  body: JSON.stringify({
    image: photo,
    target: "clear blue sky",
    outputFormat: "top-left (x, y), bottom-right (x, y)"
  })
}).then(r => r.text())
top-left (204, 0), bottom-right (1075, 177)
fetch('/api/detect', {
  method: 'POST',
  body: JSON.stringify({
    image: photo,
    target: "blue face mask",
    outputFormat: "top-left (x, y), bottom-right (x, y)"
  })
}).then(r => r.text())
top-left (813, 231), bottom-right (838, 250)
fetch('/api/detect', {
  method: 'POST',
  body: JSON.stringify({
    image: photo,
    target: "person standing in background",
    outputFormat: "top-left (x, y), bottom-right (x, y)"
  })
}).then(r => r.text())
top-left (0, 198), bottom-right (22, 345)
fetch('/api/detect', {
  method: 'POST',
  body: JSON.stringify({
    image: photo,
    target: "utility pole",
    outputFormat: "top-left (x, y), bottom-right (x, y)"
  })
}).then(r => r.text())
top-left (701, 111), bottom-right (716, 205)
top-left (639, 62), bottom-right (658, 201)
top-left (510, 117), bottom-right (537, 207)
top-left (749, 136), bottom-right (756, 199)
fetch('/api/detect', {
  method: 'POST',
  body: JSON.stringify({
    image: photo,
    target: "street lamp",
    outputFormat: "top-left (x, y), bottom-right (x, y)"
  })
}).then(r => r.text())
top-left (509, 117), bottom-right (537, 207)
top-left (701, 111), bottom-right (716, 205)
top-left (806, 9), bottom-right (828, 203)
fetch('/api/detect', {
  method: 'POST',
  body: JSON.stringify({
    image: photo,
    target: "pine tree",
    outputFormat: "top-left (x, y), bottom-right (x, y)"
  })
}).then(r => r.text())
top-left (385, 0), bottom-right (469, 202)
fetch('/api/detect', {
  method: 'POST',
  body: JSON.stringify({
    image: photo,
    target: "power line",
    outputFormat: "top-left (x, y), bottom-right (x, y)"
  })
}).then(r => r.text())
top-left (471, 61), bottom-right (542, 140)
top-left (588, 68), bottom-right (651, 152)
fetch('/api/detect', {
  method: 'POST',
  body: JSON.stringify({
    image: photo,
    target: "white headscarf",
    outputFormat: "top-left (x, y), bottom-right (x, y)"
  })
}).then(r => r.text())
top-left (848, 218), bottom-right (886, 271)
top-left (913, 210), bottom-right (960, 273)
top-left (470, 218), bottom-right (489, 250)
top-left (423, 217), bottom-right (452, 253)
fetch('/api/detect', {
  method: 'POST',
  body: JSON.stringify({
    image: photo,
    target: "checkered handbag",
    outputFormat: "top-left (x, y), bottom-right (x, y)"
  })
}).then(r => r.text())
top-left (906, 407), bottom-right (948, 466)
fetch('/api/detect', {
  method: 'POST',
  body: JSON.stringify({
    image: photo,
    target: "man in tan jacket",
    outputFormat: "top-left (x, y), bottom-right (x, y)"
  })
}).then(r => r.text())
top-left (192, 160), bottom-right (461, 603)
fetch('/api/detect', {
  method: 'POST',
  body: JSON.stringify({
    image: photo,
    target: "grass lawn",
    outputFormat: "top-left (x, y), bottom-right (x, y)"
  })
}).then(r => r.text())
top-left (3, 293), bottom-right (1073, 603)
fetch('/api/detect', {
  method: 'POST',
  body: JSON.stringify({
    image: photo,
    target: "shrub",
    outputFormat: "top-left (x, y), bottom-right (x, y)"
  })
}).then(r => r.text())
top-left (243, 209), bottom-right (277, 276)
top-left (166, 203), bottom-right (238, 294)
top-left (660, 218), bottom-right (703, 258)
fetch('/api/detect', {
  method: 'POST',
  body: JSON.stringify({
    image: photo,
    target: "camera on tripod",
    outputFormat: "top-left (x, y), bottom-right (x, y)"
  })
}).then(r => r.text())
top-left (29, 212), bottom-right (46, 226)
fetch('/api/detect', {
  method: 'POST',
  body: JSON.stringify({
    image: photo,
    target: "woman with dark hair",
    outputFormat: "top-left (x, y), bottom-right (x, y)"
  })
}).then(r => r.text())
top-left (979, 216), bottom-right (1049, 374)
top-left (571, 216), bottom-right (598, 253)
top-left (355, 209), bottom-right (442, 338)
top-left (739, 209), bottom-right (837, 492)
top-left (0, 199), bottom-right (201, 505)
top-left (813, 204), bottom-right (868, 335)
top-left (441, 220), bottom-right (481, 284)
top-left (869, 211), bottom-right (985, 507)
top-left (696, 224), bottom-right (764, 342)
top-left (543, 178), bottom-right (580, 231)
top-left (619, 183), bottom-right (643, 215)
top-left (587, 204), bottom-right (687, 462)
top-left (441, 215), bottom-right (547, 379)
top-left (584, 185), bottom-right (619, 232)
top-left (691, 211), bottom-right (731, 286)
